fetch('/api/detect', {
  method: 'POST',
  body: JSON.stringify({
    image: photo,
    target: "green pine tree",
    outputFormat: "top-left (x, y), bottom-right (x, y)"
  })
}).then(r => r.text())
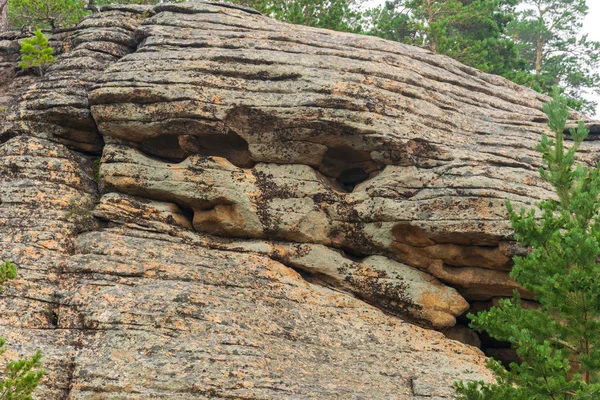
top-left (455, 91), bottom-right (600, 398)
top-left (0, 262), bottom-right (45, 400)
top-left (0, 261), bottom-right (16, 288)
top-left (506, 0), bottom-right (600, 114)
top-left (8, 0), bottom-right (87, 29)
top-left (366, 0), bottom-right (525, 77)
top-left (228, 0), bottom-right (364, 33)
top-left (0, 342), bottom-right (44, 400)
top-left (18, 29), bottom-right (55, 77)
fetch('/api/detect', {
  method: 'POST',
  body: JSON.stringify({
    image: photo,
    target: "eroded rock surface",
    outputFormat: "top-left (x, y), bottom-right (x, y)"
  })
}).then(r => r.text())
top-left (2, 0), bottom-right (599, 398)
top-left (0, 9), bottom-right (143, 152)
top-left (0, 135), bottom-right (490, 398)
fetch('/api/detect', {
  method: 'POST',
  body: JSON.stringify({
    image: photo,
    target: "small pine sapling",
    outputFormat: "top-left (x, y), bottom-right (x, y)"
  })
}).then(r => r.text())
top-left (455, 91), bottom-right (600, 398)
top-left (18, 29), bottom-right (55, 77)
top-left (0, 261), bottom-right (45, 399)
top-left (0, 261), bottom-right (16, 287)
top-left (0, 340), bottom-right (44, 400)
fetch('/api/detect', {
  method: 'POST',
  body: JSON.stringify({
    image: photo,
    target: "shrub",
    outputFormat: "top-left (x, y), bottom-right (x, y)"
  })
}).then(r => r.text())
top-left (0, 261), bottom-right (16, 287)
top-left (455, 92), bottom-right (600, 398)
top-left (0, 261), bottom-right (45, 399)
top-left (0, 341), bottom-right (44, 400)
top-left (18, 29), bottom-right (55, 77)
top-left (8, 0), bottom-right (87, 29)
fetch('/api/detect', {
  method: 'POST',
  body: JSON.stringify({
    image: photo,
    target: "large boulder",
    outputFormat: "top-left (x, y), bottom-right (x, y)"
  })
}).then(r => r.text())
top-left (2, 1), bottom-right (599, 398)
top-left (0, 135), bottom-right (489, 398)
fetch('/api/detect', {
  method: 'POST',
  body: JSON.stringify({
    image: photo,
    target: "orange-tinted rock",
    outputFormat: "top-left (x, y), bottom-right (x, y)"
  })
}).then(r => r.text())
top-left (444, 324), bottom-right (482, 348)
top-left (0, 135), bottom-right (491, 399)
top-left (3, 1), bottom-right (600, 398)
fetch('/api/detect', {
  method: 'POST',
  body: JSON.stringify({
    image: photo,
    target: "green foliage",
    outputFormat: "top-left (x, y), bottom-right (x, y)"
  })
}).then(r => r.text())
top-left (0, 262), bottom-right (45, 399)
top-left (18, 29), bottom-right (55, 77)
top-left (364, 1), bottom-right (418, 44)
top-left (429, 0), bottom-right (523, 76)
top-left (8, 0), bottom-right (87, 29)
top-left (365, 0), bottom-right (598, 115)
top-left (506, 0), bottom-right (600, 114)
top-left (94, 0), bottom-right (155, 3)
top-left (0, 261), bottom-right (17, 287)
top-left (4, 0), bottom-right (598, 114)
top-left (228, 0), bottom-right (364, 32)
top-left (367, 0), bottom-right (525, 77)
top-left (455, 91), bottom-right (600, 398)
top-left (7, 0), bottom-right (186, 29)
top-left (92, 0), bottom-right (184, 5)
top-left (0, 341), bottom-right (44, 400)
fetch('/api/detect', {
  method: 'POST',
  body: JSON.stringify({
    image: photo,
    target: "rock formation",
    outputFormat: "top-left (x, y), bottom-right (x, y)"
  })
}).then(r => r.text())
top-left (1, 1), bottom-right (598, 398)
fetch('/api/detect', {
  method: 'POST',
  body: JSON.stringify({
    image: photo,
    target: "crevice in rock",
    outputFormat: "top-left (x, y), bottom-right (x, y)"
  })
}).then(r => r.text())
top-left (0, 130), bottom-right (18, 146)
top-left (140, 135), bottom-right (187, 162)
top-left (271, 253), bottom-right (419, 325)
top-left (284, 264), bottom-right (334, 288)
top-left (211, 55), bottom-right (275, 66)
top-left (179, 130), bottom-right (255, 168)
top-left (132, 129), bottom-right (256, 168)
top-left (337, 167), bottom-right (370, 192)
top-left (475, 324), bottom-right (516, 367)
top-left (177, 204), bottom-right (195, 225)
top-left (62, 356), bottom-right (78, 400)
top-left (337, 248), bottom-right (366, 263)
top-left (289, 260), bottom-right (431, 330)
top-left (338, 243), bottom-right (371, 259)
top-left (319, 145), bottom-right (384, 192)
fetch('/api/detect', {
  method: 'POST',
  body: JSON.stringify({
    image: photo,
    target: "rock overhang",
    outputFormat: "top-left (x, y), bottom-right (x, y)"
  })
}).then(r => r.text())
top-left (1, 1), bottom-right (600, 398)
top-left (87, 0), bottom-right (581, 303)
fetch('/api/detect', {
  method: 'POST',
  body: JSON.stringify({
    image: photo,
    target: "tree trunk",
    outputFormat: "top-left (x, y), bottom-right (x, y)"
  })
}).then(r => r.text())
top-left (535, 35), bottom-right (543, 75)
top-left (0, 0), bottom-right (8, 32)
top-left (426, 0), bottom-right (436, 52)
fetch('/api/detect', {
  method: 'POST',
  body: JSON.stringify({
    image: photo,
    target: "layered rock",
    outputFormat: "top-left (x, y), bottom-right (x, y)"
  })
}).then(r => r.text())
top-left (0, 135), bottom-right (490, 398)
top-left (2, 0), bottom-right (599, 398)
top-left (92, 191), bottom-right (469, 330)
top-left (0, 8), bottom-right (145, 152)
top-left (87, 1), bottom-right (600, 307)
top-left (0, 31), bottom-right (20, 83)
top-left (100, 144), bottom-right (524, 302)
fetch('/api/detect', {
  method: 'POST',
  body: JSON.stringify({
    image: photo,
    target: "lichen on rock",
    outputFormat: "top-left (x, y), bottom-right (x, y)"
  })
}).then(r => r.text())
top-left (2, 1), bottom-right (599, 398)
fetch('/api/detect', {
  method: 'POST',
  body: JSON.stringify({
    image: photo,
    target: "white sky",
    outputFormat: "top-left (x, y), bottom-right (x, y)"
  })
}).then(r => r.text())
top-left (583, 1), bottom-right (600, 117)
top-left (363, 0), bottom-right (600, 118)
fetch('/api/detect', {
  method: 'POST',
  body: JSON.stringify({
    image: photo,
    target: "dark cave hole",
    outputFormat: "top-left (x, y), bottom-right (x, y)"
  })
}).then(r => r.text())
top-left (320, 145), bottom-right (383, 192)
top-left (337, 248), bottom-right (367, 263)
top-left (338, 167), bottom-right (370, 192)
top-left (140, 135), bottom-right (187, 162)
top-left (179, 130), bottom-right (255, 168)
top-left (138, 130), bottom-right (255, 168)
top-left (177, 204), bottom-right (195, 226)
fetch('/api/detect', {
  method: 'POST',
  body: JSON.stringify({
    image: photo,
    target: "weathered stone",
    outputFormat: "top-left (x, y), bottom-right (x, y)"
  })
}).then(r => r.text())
top-left (444, 324), bottom-right (482, 348)
top-left (0, 135), bottom-right (491, 399)
top-left (359, 255), bottom-right (468, 329)
top-left (92, 193), bottom-right (467, 330)
top-left (0, 10), bottom-right (149, 153)
top-left (269, 246), bottom-right (469, 330)
top-left (83, 0), bottom-right (600, 304)
top-left (100, 144), bottom-right (530, 301)
top-left (2, 1), bottom-right (600, 398)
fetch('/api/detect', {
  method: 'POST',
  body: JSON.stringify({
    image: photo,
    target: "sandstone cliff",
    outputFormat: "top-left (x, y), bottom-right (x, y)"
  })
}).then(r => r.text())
top-left (1, 2), bottom-right (598, 398)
